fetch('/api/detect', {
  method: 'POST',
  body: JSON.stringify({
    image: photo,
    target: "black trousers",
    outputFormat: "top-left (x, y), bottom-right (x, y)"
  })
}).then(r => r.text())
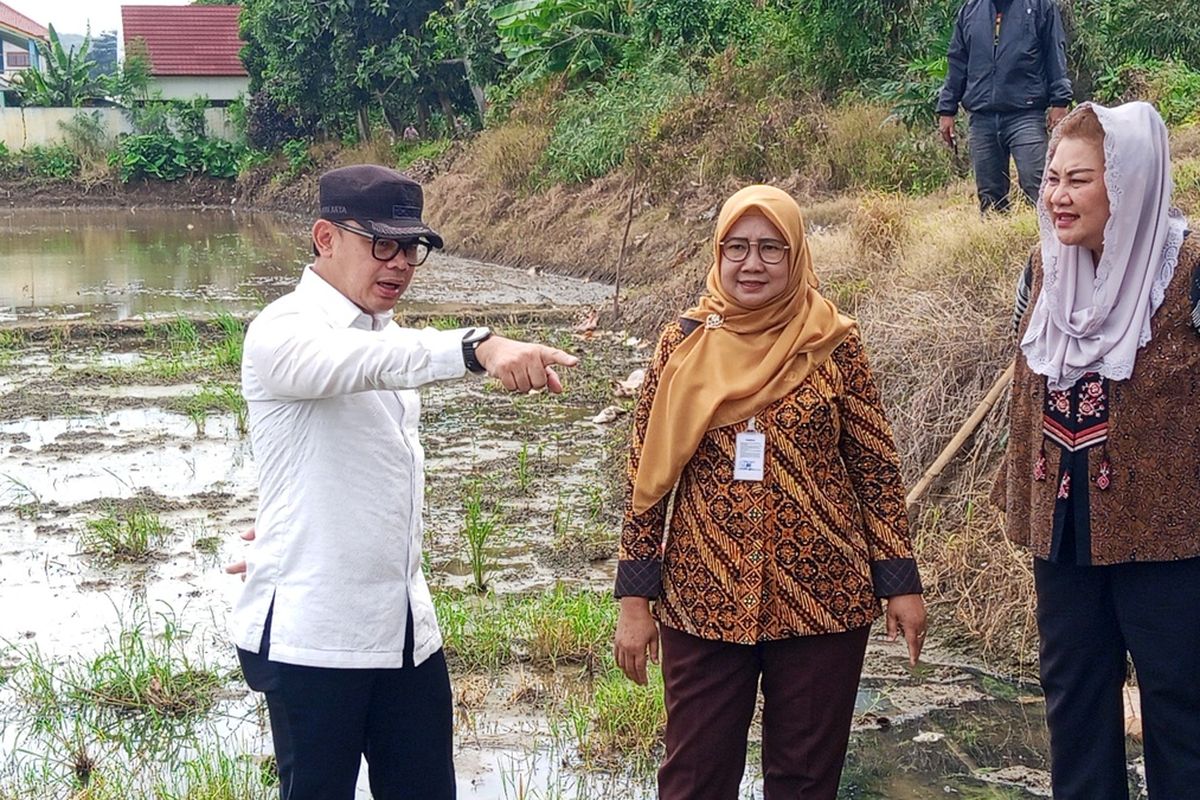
top-left (657, 624), bottom-right (870, 800)
top-left (1035, 556), bottom-right (1200, 800)
top-left (237, 608), bottom-right (456, 800)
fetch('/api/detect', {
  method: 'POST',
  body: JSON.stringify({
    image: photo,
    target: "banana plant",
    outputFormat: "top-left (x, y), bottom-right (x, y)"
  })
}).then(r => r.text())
top-left (12, 25), bottom-right (101, 107)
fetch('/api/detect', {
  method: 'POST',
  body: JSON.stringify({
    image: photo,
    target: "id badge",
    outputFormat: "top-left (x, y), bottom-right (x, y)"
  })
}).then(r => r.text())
top-left (734, 417), bottom-right (765, 481)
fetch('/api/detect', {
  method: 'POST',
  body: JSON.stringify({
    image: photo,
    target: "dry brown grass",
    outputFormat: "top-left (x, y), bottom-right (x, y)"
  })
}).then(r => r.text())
top-left (850, 193), bottom-right (914, 264)
top-left (1173, 157), bottom-right (1200, 216)
top-left (473, 123), bottom-right (551, 191)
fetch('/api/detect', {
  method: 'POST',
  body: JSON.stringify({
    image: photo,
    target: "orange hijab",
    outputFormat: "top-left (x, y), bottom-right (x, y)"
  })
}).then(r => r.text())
top-left (631, 185), bottom-right (856, 514)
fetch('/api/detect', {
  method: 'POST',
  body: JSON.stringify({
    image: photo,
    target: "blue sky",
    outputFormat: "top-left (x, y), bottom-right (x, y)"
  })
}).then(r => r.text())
top-left (11, 0), bottom-right (192, 37)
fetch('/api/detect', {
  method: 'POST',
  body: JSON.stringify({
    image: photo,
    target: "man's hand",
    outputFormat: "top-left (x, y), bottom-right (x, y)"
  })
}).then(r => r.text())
top-left (474, 335), bottom-right (579, 393)
top-left (885, 593), bottom-right (928, 667)
top-left (224, 526), bottom-right (256, 581)
top-left (1047, 106), bottom-right (1068, 131)
top-left (614, 597), bottom-right (660, 685)
top-left (938, 115), bottom-right (957, 148)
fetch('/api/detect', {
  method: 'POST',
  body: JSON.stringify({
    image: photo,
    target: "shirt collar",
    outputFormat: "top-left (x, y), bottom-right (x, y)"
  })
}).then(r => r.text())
top-left (297, 265), bottom-right (395, 331)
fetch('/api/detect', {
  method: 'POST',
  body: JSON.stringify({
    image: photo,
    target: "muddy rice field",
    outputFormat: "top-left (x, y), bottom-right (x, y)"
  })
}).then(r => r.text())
top-left (0, 209), bottom-right (1145, 798)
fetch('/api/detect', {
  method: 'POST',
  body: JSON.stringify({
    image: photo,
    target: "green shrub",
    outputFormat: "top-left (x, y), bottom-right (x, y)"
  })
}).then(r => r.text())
top-left (280, 138), bottom-right (313, 180)
top-left (110, 133), bottom-right (242, 182)
top-left (15, 145), bottom-right (80, 179)
top-left (1095, 57), bottom-right (1200, 126)
top-left (540, 58), bottom-right (693, 183)
top-left (395, 138), bottom-right (453, 170)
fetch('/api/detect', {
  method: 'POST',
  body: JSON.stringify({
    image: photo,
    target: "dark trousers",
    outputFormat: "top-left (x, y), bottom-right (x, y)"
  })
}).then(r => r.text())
top-left (1035, 557), bottom-right (1200, 800)
top-left (237, 609), bottom-right (456, 800)
top-left (968, 109), bottom-right (1048, 213)
top-left (657, 624), bottom-right (870, 800)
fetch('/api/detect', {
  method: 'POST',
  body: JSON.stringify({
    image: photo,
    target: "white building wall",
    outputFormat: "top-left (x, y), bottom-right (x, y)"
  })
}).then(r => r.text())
top-left (0, 107), bottom-right (240, 148)
top-left (150, 76), bottom-right (250, 103)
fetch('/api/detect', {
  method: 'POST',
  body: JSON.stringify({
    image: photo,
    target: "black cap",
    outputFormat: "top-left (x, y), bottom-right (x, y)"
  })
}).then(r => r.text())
top-left (317, 164), bottom-right (444, 249)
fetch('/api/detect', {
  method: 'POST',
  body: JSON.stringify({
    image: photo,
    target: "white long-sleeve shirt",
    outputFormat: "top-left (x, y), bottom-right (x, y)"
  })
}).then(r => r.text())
top-left (231, 266), bottom-right (468, 668)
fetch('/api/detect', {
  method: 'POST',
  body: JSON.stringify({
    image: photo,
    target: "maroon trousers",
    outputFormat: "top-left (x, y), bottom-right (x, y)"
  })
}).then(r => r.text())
top-left (658, 624), bottom-right (870, 800)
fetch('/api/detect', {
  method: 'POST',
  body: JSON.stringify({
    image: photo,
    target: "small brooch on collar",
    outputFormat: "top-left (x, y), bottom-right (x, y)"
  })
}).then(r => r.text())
top-left (705, 314), bottom-right (724, 330)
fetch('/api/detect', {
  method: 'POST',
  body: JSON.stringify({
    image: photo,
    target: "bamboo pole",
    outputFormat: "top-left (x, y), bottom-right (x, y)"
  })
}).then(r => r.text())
top-left (613, 177), bottom-right (637, 320)
top-left (905, 361), bottom-right (1015, 508)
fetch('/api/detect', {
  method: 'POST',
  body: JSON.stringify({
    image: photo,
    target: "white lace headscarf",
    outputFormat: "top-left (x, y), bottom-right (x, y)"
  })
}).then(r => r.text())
top-left (1020, 101), bottom-right (1189, 391)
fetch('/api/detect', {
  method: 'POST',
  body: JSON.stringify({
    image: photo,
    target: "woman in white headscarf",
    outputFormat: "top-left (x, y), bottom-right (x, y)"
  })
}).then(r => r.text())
top-left (997, 101), bottom-right (1200, 799)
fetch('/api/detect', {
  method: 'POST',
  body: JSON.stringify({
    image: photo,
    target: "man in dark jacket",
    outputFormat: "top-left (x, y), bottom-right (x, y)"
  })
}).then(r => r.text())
top-left (937, 0), bottom-right (1072, 212)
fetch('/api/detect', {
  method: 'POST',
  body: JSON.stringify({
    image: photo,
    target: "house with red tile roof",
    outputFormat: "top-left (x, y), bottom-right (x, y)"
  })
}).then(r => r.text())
top-left (121, 4), bottom-right (248, 103)
top-left (0, 2), bottom-right (48, 105)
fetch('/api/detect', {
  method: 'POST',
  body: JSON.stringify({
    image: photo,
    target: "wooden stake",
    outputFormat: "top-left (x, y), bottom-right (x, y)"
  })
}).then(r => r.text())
top-left (614, 177), bottom-right (637, 319)
top-left (906, 361), bottom-right (1015, 508)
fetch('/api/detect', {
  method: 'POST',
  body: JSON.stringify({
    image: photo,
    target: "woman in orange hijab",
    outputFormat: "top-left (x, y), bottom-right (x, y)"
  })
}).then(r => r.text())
top-left (613, 185), bottom-right (926, 800)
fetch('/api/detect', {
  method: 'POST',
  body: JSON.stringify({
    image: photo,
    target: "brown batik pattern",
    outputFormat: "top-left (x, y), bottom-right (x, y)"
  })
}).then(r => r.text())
top-left (617, 326), bottom-right (920, 644)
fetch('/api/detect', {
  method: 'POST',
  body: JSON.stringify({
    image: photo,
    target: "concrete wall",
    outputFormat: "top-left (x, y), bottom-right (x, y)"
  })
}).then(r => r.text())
top-left (0, 107), bottom-right (240, 149)
top-left (151, 76), bottom-right (250, 103)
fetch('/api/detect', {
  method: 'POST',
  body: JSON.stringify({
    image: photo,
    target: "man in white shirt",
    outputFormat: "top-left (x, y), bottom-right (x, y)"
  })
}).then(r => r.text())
top-left (230, 164), bottom-right (577, 800)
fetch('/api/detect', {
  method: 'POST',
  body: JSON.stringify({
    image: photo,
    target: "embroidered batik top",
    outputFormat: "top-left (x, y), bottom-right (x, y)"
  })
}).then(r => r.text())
top-left (616, 325), bottom-right (922, 644)
top-left (998, 236), bottom-right (1200, 565)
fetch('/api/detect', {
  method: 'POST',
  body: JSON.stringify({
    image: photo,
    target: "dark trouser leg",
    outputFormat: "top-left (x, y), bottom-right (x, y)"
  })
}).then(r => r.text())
top-left (759, 626), bottom-right (870, 800)
top-left (1034, 557), bottom-right (1129, 800)
top-left (363, 649), bottom-right (456, 800)
top-left (263, 664), bottom-right (374, 800)
top-left (658, 626), bottom-right (760, 800)
top-left (1003, 109), bottom-right (1050, 206)
top-left (1112, 557), bottom-right (1200, 800)
top-left (968, 112), bottom-right (1011, 213)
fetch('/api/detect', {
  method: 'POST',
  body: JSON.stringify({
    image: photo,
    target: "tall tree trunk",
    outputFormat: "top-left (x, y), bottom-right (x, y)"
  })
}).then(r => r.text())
top-left (437, 90), bottom-right (457, 134)
top-left (416, 97), bottom-right (430, 138)
top-left (356, 107), bottom-right (371, 142)
top-left (452, 0), bottom-right (487, 123)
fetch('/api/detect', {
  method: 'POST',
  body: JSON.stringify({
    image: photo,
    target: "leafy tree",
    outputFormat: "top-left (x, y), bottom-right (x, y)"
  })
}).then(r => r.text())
top-left (492, 0), bottom-right (631, 82)
top-left (240, 0), bottom-right (488, 141)
top-left (12, 25), bottom-right (102, 107)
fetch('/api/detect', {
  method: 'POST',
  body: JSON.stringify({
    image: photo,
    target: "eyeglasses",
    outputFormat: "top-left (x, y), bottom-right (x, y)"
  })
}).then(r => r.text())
top-left (330, 220), bottom-right (431, 266)
top-left (719, 237), bottom-right (790, 265)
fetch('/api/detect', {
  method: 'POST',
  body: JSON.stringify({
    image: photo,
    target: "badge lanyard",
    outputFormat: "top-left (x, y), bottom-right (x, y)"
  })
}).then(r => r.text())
top-left (734, 417), bottom-right (766, 482)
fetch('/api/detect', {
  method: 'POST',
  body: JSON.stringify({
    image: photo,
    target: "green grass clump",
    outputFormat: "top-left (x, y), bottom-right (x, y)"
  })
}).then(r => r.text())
top-left (435, 587), bottom-right (617, 672)
top-left (177, 383), bottom-right (248, 436)
top-left (10, 613), bottom-right (226, 724)
top-left (562, 664), bottom-right (666, 770)
top-left (541, 60), bottom-right (692, 184)
top-left (80, 506), bottom-right (170, 562)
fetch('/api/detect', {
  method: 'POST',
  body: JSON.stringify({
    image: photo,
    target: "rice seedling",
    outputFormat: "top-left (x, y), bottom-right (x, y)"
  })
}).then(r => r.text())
top-left (435, 591), bottom-right (518, 672)
top-left (460, 480), bottom-right (504, 593)
top-left (515, 442), bottom-right (533, 494)
top-left (206, 312), bottom-right (245, 371)
top-left (79, 505), bottom-right (170, 562)
top-left (427, 315), bottom-right (464, 331)
top-left (177, 384), bottom-right (249, 437)
top-left (164, 315), bottom-right (201, 355)
top-left (551, 491), bottom-right (574, 541)
top-left (1, 473), bottom-right (42, 519)
top-left (154, 750), bottom-right (278, 800)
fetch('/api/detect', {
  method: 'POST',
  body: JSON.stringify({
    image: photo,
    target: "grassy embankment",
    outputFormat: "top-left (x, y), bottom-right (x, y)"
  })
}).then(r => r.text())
top-left (419, 60), bottom-right (1200, 672)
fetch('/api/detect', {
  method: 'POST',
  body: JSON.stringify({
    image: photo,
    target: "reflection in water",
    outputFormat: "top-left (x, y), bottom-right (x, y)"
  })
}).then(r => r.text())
top-left (0, 208), bottom-right (613, 324)
top-left (0, 208), bottom-right (308, 322)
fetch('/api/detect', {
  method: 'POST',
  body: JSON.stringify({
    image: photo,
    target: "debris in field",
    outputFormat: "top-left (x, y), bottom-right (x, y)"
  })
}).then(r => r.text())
top-left (591, 405), bottom-right (626, 424)
top-left (571, 307), bottom-right (598, 334)
top-left (613, 369), bottom-right (645, 398)
top-left (912, 731), bottom-right (944, 743)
